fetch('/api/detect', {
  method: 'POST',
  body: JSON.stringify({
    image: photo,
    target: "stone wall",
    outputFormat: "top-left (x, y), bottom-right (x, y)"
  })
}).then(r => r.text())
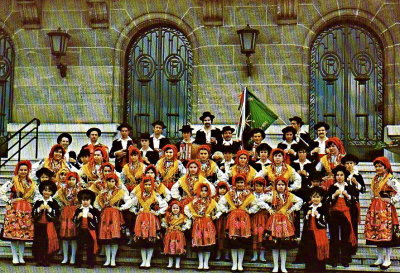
top-left (0, 0), bottom-right (399, 131)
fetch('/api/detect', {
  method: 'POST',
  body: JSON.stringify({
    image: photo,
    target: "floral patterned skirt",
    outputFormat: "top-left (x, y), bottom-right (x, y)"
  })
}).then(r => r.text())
top-left (2, 199), bottom-right (34, 241)
top-left (265, 213), bottom-right (296, 249)
top-left (164, 230), bottom-right (186, 255)
top-left (59, 205), bottom-right (77, 239)
top-left (99, 207), bottom-right (125, 241)
top-left (192, 217), bottom-right (216, 247)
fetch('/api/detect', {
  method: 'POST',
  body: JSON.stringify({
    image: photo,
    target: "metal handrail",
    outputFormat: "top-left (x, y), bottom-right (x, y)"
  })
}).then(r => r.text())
top-left (0, 118), bottom-right (40, 169)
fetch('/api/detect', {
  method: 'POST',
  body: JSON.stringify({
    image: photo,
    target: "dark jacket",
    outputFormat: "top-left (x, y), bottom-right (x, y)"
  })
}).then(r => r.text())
top-left (326, 183), bottom-right (356, 208)
top-left (73, 206), bottom-right (100, 230)
top-left (109, 139), bottom-right (136, 172)
top-left (194, 128), bottom-right (223, 145)
top-left (149, 137), bottom-right (170, 150)
top-left (32, 199), bottom-right (60, 223)
top-left (141, 150), bottom-right (159, 165)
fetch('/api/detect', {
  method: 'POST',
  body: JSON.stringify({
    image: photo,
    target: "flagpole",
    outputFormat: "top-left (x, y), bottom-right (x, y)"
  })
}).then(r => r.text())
top-left (277, 117), bottom-right (310, 147)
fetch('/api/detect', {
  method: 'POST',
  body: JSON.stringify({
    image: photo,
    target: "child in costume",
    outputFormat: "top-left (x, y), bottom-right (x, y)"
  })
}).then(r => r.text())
top-left (156, 145), bottom-right (186, 189)
top-left (213, 181), bottom-right (230, 260)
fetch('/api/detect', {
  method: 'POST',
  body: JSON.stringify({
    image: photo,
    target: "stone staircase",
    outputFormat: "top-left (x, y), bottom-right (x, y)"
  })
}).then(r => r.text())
top-left (1, 159), bottom-right (400, 271)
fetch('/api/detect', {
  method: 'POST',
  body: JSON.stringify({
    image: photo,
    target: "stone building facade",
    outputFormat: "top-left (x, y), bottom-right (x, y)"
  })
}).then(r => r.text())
top-left (0, 0), bottom-right (399, 159)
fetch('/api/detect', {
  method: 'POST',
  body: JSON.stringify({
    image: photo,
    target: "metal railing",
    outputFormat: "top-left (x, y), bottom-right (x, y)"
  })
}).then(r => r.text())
top-left (0, 118), bottom-right (40, 169)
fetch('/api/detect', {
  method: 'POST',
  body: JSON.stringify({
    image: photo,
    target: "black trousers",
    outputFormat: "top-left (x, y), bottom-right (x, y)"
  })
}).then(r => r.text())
top-left (328, 211), bottom-right (353, 264)
top-left (75, 229), bottom-right (96, 266)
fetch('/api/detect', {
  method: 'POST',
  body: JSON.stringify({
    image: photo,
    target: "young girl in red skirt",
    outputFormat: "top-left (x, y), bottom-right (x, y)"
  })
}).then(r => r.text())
top-left (184, 182), bottom-right (219, 270)
top-left (162, 200), bottom-right (191, 269)
top-left (131, 176), bottom-right (168, 268)
top-left (230, 150), bottom-right (257, 185)
top-left (54, 171), bottom-right (83, 265)
top-left (218, 174), bottom-right (258, 272)
top-left (94, 173), bottom-right (132, 267)
top-left (121, 146), bottom-right (146, 193)
top-left (264, 177), bottom-right (303, 273)
top-left (297, 187), bottom-right (329, 272)
top-left (251, 176), bottom-right (269, 262)
top-left (214, 181), bottom-right (230, 260)
top-left (0, 161), bottom-right (36, 265)
top-left (156, 145), bottom-right (186, 189)
top-left (88, 162), bottom-right (116, 194)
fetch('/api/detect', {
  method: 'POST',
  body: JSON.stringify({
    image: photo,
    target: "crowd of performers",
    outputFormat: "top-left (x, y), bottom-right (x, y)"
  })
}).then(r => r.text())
top-left (1, 111), bottom-right (399, 272)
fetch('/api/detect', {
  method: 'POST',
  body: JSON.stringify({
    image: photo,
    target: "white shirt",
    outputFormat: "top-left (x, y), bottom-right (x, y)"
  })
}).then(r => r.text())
top-left (333, 182), bottom-right (350, 199)
top-left (140, 147), bottom-right (153, 158)
top-left (293, 159), bottom-right (311, 171)
top-left (313, 137), bottom-right (328, 155)
top-left (80, 205), bottom-right (93, 218)
top-left (222, 139), bottom-right (233, 146)
top-left (150, 134), bottom-right (165, 149)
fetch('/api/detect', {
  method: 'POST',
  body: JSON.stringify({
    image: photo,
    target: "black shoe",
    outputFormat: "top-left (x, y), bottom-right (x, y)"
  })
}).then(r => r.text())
top-left (342, 263), bottom-right (349, 267)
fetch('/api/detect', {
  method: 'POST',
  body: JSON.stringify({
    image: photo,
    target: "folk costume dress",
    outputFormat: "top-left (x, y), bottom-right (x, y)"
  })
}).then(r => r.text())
top-left (94, 177), bottom-right (132, 243)
top-left (156, 145), bottom-right (186, 190)
top-left (79, 146), bottom-right (108, 187)
top-left (162, 204), bottom-right (191, 255)
top-left (184, 185), bottom-right (219, 250)
top-left (251, 189), bottom-right (270, 251)
top-left (264, 181), bottom-right (303, 249)
top-left (217, 177), bottom-right (258, 249)
top-left (0, 162), bottom-right (37, 242)
top-left (297, 202), bottom-right (330, 272)
top-left (214, 181), bottom-right (230, 251)
top-left (131, 180), bottom-right (168, 247)
top-left (230, 150), bottom-right (257, 186)
top-left (365, 158), bottom-right (400, 247)
top-left (120, 147), bottom-right (146, 193)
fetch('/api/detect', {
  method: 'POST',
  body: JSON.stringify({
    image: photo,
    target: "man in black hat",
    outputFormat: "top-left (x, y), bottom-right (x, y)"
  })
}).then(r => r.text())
top-left (310, 122), bottom-right (330, 158)
top-left (150, 120), bottom-right (170, 153)
top-left (57, 133), bottom-right (78, 166)
top-left (214, 126), bottom-right (241, 154)
top-left (110, 123), bottom-right (136, 172)
top-left (139, 133), bottom-right (159, 165)
top-left (79, 127), bottom-right (108, 158)
top-left (277, 126), bottom-right (301, 162)
top-left (289, 116), bottom-right (312, 147)
top-left (194, 111), bottom-right (223, 145)
top-left (245, 128), bottom-right (268, 161)
top-left (175, 125), bottom-right (198, 166)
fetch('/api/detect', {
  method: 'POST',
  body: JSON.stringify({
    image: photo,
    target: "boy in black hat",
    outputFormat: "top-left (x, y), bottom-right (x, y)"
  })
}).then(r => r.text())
top-left (175, 125), bottom-right (198, 166)
top-left (218, 145), bottom-right (236, 178)
top-left (289, 116), bottom-right (313, 147)
top-left (194, 111), bottom-right (223, 145)
top-left (139, 132), bottom-right (159, 165)
top-left (110, 123), bottom-right (136, 172)
top-left (150, 120), bottom-right (170, 153)
top-left (214, 125), bottom-right (241, 154)
top-left (36, 167), bottom-right (55, 184)
top-left (79, 128), bottom-right (109, 158)
top-left (57, 133), bottom-right (79, 167)
top-left (278, 126), bottom-right (301, 162)
top-left (77, 148), bottom-right (91, 165)
top-left (32, 181), bottom-right (60, 267)
top-left (310, 122), bottom-right (330, 158)
top-left (251, 143), bottom-right (272, 172)
top-left (73, 189), bottom-right (99, 269)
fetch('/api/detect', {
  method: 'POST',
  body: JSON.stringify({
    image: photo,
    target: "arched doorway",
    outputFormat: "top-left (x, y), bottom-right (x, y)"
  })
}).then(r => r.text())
top-left (125, 25), bottom-right (193, 139)
top-left (0, 29), bottom-right (14, 137)
top-left (310, 23), bottom-right (384, 160)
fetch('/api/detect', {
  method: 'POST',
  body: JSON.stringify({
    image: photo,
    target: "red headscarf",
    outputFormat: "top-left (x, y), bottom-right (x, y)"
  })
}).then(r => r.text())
top-left (140, 176), bottom-right (155, 194)
top-left (104, 173), bottom-right (120, 186)
top-left (186, 160), bottom-right (201, 175)
top-left (167, 200), bottom-right (183, 214)
top-left (128, 146), bottom-right (142, 163)
top-left (198, 145), bottom-right (211, 156)
top-left (144, 164), bottom-right (158, 177)
top-left (373, 156), bottom-right (393, 174)
top-left (14, 160), bottom-right (32, 176)
top-left (253, 176), bottom-right (266, 186)
top-left (232, 174), bottom-right (247, 187)
top-left (100, 162), bottom-right (115, 173)
top-left (235, 150), bottom-right (250, 165)
top-left (48, 144), bottom-right (66, 159)
top-left (326, 137), bottom-right (346, 155)
top-left (65, 171), bottom-right (80, 183)
top-left (196, 182), bottom-right (212, 197)
top-left (272, 176), bottom-right (289, 206)
top-left (216, 181), bottom-right (230, 189)
top-left (162, 144), bottom-right (178, 160)
top-left (269, 148), bottom-right (290, 164)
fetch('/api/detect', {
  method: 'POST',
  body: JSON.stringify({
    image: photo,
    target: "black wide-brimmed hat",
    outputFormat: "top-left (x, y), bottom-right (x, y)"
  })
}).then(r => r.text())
top-left (86, 127), bottom-right (102, 137)
top-left (282, 126), bottom-right (297, 135)
top-left (36, 167), bottom-right (54, 179)
top-left (151, 120), bottom-right (167, 129)
top-left (256, 143), bottom-right (272, 153)
top-left (117, 123), bottom-right (132, 131)
top-left (222, 126), bottom-right (235, 133)
top-left (77, 189), bottom-right (96, 204)
top-left (250, 128), bottom-right (266, 139)
top-left (57, 133), bottom-right (72, 144)
top-left (179, 125), bottom-right (194, 133)
top-left (289, 116), bottom-right (304, 125)
top-left (341, 154), bottom-right (359, 165)
top-left (199, 111), bottom-right (215, 121)
top-left (314, 122), bottom-right (330, 131)
top-left (39, 180), bottom-right (57, 195)
top-left (139, 132), bottom-right (151, 140)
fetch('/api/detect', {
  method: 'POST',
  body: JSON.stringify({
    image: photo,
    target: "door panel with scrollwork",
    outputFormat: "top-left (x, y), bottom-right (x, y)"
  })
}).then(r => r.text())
top-left (125, 26), bottom-right (193, 139)
top-left (0, 30), bottom-right (14, 137)
top-left (310, 24), bottom-right (383, 160)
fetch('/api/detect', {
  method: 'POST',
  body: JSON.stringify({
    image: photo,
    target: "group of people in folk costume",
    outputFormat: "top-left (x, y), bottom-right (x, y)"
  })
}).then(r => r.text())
top-left (1, 111), bottom-right (399, 272)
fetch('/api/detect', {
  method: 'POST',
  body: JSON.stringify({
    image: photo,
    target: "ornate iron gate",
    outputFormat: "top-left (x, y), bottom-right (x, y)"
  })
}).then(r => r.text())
top-left (125, 26), bottom-right (193, 139)
top-left (0, 30), bottom-right (14, 137)
top-left (310, 24), bottom-right (384, 160)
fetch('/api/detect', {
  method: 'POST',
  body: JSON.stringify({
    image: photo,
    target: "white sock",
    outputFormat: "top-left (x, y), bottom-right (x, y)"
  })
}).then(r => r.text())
top-left (145, 248), bottom-right (153, 267)
top-left (280, 249), bottom-right (287, 273)
top-left (10, 242), bottom-right (19, 264)
top-left (374, 247), bottom-right (384, 265)
top-left (140, 249), bottom-right (146, 266)
top-left (62, 241), bottom-right (69, 263)
top-left (175, 257), bottom-right (181, 268)
top-left (272, 249), bottom-right (279, 272)
top-left (198, 252), bottom-right (204, 269)
top-left (111, 244), bottom-right (118, 266)
top-left (231, 249), bottom-right (238, 271)
top-left (70, 240), bottom-right (77, 264)
top-left (167, 257), bottom-right (173, 268)
top-left (17, 241), bottom-right (25, 263)
top-left (260, 250), bottom-right (266, 261)
top-left (203, 252), bottom-right (210, 269)
top-left (383, 248), bottom-right (392, 266)
top-left (251, 250), bottom-right (258, 261)
top-left (237, 249), bottom-right (245, 271)
top-left (103, 245), bottom-right (111, 266)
